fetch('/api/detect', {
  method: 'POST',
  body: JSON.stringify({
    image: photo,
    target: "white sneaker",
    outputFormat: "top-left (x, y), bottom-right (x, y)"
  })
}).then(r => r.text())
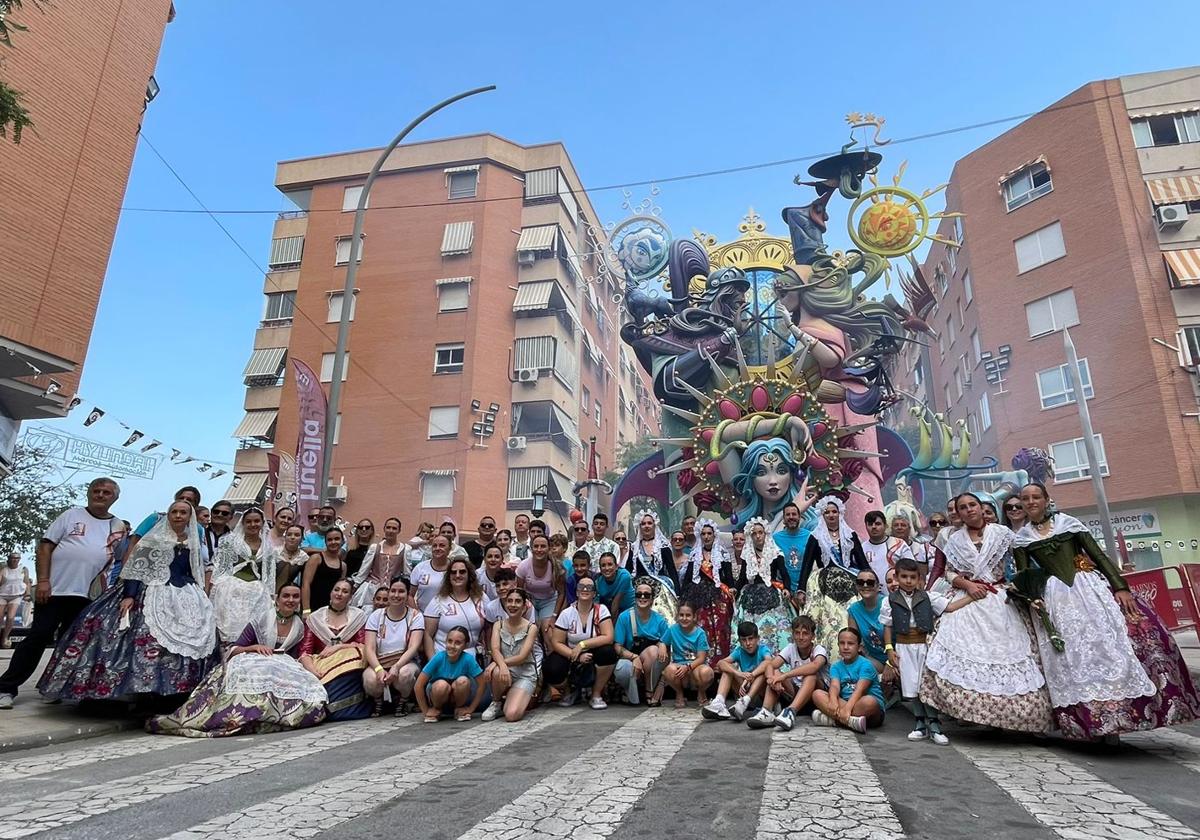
top-left (811, 709), bottom-right (834, 727)
top-left (746, 707), bottom-right (775, 729)
top-left (481, 701), bottom-right (502, 722)
top-left (589, 695), bottom-right (608, 710)
top-left (907, 727), bottom-right (928, 741)
top-left (729, 695), bottom-right (751, 721)
top-left (774, 708), bottom-right (795, 731)
top-left (930, 730), bottom-right (950, 746)
top-left (701, 699), bottom-right (731, 721)
top-left (847, 715), bottom-right (867, 733)
top-left (0, 693), bottom-right (12, 710)
top-left (558, 689), bottom-right (579, 708)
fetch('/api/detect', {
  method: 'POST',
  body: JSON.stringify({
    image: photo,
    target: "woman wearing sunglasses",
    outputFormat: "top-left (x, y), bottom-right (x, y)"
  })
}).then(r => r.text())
top-left (1002, 498), bottom-right (1027, 532)
top-left (343, 520), bottom-right (375, 580)
top-left (846, 569), bottom-right (897, 693)
top-left (613, 578), bottom-right (670, 705)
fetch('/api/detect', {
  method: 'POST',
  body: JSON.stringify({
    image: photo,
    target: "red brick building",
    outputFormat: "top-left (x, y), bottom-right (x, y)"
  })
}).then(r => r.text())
top-left (0, 0), bottom-right (174, 469)
top-left (226, 134), bottom-right (659, 531)
top-left (889, 66), bottom-right (1200, 569)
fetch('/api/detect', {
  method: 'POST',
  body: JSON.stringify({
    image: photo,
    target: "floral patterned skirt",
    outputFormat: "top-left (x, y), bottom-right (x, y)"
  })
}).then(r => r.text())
top-left (147, 652), bottom-right (327, 737)
top-left (681, 578), bottom-right (733, 663)
top-left (801, 572), bottom-right (849, 656)
top-left (734, 583), bottom-right (795, 657)
top-left (38, 585), bottom-right (216, 702)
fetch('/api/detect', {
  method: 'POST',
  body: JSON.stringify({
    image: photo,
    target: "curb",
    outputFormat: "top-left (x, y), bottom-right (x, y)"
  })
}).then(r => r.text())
top-left (0, 717), bottom-right (141, 754)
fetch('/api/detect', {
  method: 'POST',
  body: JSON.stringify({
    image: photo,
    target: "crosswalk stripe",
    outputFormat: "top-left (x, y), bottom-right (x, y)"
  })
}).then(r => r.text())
top-left (158, 709), bottom-right (582, 840)
top-left (757, 726), bottom-right (904, 839)
top-left (0, 717), bottom-right (415, 838)
top-left (453, 707), bottom-right (701, 840)
top-left (2, 734), bottom-right (181, 779)
top-left (953, 740), bottom-right (1200, 840)
top-left (1124, 729), bottom-right (1200, 776)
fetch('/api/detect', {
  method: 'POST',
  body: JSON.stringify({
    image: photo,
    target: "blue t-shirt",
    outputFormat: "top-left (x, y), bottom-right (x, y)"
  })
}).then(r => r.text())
top-left (662, 623), bottom-right (709, 665)
top-left (728, 644), bottom-right (768, 673)
top-left (422, 650), bottom-right (483, 683)
top-left (595, 568), bottom-right (635, 613)
top-left (847, 599), bottom-right (886, 663)
top-left (614, 608), bottom-right (669, 649)
top-left (301, 532), bottom-right (327, 552)
top-left (772, 527), bottom-right (811, 590)
top-left (830, 655), bottom-right (885, 709)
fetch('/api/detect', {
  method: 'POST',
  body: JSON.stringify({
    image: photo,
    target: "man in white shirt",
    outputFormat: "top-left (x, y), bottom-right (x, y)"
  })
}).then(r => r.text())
top-left (861, 509), bottom-right (914, 586)
top-left (584, 513), bottom-right (619, 573)
top-left (0, 477), bottom-right (124, 708)
top-left (511, 514), bottom-right (532, 562)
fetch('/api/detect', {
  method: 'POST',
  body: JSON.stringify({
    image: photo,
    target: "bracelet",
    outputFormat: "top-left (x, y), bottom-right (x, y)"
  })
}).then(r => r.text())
top-left (579, 641), bottom-right (588, 651)
top-left (302, 609), bottom-right (312, 617)
top-left (374, 665), bottom-right (384, 674)
top-left (884, 644), bottom-right (895, 652)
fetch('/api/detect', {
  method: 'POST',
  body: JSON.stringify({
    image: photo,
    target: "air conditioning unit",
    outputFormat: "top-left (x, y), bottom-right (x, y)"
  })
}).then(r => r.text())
top-left (517, 250), bottom-right (536, 267)
top-left (328, 484), bottom-right (349, 502)
top-left (507, 436), bottom-right (528, 452)
top-left (1157, 203), bottom-right (1189, 230)
top-left (516, 367), bottom-right (540, 383)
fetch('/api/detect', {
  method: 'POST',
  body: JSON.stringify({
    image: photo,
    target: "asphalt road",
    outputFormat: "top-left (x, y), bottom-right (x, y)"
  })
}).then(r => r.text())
top-left (0, 704), bottom-right (1198, 840)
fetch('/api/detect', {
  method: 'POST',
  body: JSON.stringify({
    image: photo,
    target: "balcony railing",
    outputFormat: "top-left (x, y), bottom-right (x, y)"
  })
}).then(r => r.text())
top-left (277, 210), bottom-right (308, 221)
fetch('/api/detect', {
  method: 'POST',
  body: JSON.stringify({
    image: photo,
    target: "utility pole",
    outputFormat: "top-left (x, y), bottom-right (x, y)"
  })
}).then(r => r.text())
top-left (1063, 328), bottom-right (1116, 554)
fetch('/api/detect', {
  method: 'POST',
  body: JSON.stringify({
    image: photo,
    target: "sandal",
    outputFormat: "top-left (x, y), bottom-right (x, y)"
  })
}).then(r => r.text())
top-left (646, 698), bottom-right (662, 708)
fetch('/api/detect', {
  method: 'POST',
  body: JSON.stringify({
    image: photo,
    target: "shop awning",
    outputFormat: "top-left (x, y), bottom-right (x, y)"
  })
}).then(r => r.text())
top-left (516, 225), bottom-right (558, 253)
top-left (232, 409), bottom-right (278, 439)
top-left (225, 473), bottom-right (267, 504)
top-left (1164, 249), bottom-right (1200, 286)
top-left (242, 347), bottom-right (286, 378)
top-left (1146, 175), bottom-right (1200, 205)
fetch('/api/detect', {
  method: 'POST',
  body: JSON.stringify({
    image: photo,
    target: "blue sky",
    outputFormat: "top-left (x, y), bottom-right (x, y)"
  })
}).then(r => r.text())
top-left (32, 0), bottom-right (1200, 530)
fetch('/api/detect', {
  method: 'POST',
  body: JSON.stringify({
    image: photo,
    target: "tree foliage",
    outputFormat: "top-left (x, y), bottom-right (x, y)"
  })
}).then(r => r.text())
top-left (0, 0), bottom-right (42, 144)
top-left (0, 443), bottom-right (84, 554)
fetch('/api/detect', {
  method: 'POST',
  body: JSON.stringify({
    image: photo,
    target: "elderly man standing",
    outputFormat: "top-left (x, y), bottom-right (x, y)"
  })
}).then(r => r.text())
top-left (0, 477), bottom-right (125, 709)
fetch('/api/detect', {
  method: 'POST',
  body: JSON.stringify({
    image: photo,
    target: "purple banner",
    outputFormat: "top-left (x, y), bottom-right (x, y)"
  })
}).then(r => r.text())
top-left (292, 358), bottom-right (327, 506)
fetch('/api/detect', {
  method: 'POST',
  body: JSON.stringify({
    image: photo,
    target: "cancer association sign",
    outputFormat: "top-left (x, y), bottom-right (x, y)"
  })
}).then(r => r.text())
top-left (291, 358), bottom-right (327, 506)
top-left (1080, 507), bottom-right (1161, 541)
top-left (24, 428), bottom-right (159, 479)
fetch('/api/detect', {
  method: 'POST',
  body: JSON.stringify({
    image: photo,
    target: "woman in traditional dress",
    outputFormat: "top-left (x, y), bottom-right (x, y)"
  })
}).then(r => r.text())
top-left (40, 500), bottom-right (216, 705)
top-left (918, 493), bottom-right (1052, 733)
top-left (798, 496), bottom-right (868, 654)
top-left (1012, 483), bottom-right (1200, 739)
top-left (298, 578), bottom-right (371, 721)
top-left (147, 583), bottom-right (327, 736)
top-left (732, 518), bottom-right (795, 655)
top-left (626, 510), bottom-right (679, 624)
top-left (349, 516), bottom-right (408, 610)
top-left (276, 524), bottom-right (309, 592)
top-left (679, 518), bottom-right (735, 663)
top-left (210, 508), bottom-right (275, 648)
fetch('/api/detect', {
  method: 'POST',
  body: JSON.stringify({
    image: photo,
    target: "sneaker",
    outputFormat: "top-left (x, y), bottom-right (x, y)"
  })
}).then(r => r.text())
top-left (589, 695), bottom-right (608, 711)
top-left (558, 689), bottom-right (579, 708)
top-left (907, 727), bottom-right (929, 741)
top-left (746, 708), bottom-right (776, 729)
top-left (811, 709), bottom-right (834, 727)
top-left (930, 730), bottom-right (950, 746)
top-left (481, 701), bottom-right (502, 722)
top-left (0, 693), bottom-right (12, 710)
top-left (774, 708), bottom-right (795, 731)
top-left (847, 715), bottom-right (868, 734)
top-left (701, 699), bottom-right (731, 721)
top-left (729, 695), bottom-right (751, 721)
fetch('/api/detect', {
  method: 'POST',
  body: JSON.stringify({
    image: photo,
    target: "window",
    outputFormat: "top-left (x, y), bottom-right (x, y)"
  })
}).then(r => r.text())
top-left (968, 412), bottom-right (980, 442)
top-left (326, 291), bottom-right (357, 323)
top-left (1015, 222), bottom-right (1066, 273)
top-left (1037, 358), bottom-right (1094, 409)
top-left (934, 264), bottom-right (947, 296)
top-left (447, 171), bottom-right (478, 199)
top-left (1132, 112), bottom-right (1200, 148)
top-left (970, 330), bottom-right (981, 366)
top-left (947, 244), bottom-right (957, 275)
top-left (1051, 434), bottom-right (1109, 482)
top-left (263, 291), bottom-right (295, 323)
top-left (421, 474), bottom-right (455, 508)
top-left (437, 280), bottom-right (470, 312)
top-left (512, 401), bottom-right (578, 457)
top-left (1025, 288), bottom-right (1079, 338)
top-left (582, 386), bottom-right (591, 412)
top-left (980, 392), bottom-right (992, 430)
top-left (943, 383), bottom-right (953, 409)
top-left (427, 406), bottom-right (459, 439)
top-left (959, 352), bottom-right (970, 383)
top-left (332, 413), bottom-right (342, 445)
top-left (937, 328), bottom-right (946, 358)
top-left (342, 185), bottom-right (367, 212)
top-left (335, 236), bottom-right (363, 265)
top-left (434, 343), bottom-right (465, 374)
top-left (594, 400), bottom-right (602, 425)
top-left (319, 352), bottom-right (349, 383)
top-left (946, 313), bottom-right (956, 344)
top-left (954, 215), bottom-right (965, 246)
top-left (1181, 326), bottom-right (1200, 366)
top-left (1003, 161), bottom-right (1053, 211)
top-left (956, 298), bottom-right (965, 330)
top-left (963, 271), bottom-right (973, 304)
top-left (268, 236), bottom-right (304, 268)
top-left (953, 365), bottom-right (963, 399)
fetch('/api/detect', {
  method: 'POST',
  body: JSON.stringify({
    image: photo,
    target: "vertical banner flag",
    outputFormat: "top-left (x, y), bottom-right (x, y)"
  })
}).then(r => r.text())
top-left (292, 358), bottom-right (327, 507)
top-left (122, 431), bottom-right (144, 447)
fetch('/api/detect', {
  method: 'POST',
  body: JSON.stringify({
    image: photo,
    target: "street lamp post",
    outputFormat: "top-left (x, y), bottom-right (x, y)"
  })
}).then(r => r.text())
top-left (320, 85), bottom-right (497, 505)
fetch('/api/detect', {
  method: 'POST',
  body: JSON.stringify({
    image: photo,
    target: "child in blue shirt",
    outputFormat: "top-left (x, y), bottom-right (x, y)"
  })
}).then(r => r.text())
top-left (414, 625), bottom-right (484, 722)
top-left (612, 580), bottom-right (671, 705)
top-left (661, 602), bottom-right (713, 709)
top-left (702, 620), bottom-right (769, 722)
top-left (811, 626), bottom-right (885, 733)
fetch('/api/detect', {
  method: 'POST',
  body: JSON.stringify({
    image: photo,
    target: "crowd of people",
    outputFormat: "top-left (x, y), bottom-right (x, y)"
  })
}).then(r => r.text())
top-left (1, 478), bottom-right (1197, 747)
